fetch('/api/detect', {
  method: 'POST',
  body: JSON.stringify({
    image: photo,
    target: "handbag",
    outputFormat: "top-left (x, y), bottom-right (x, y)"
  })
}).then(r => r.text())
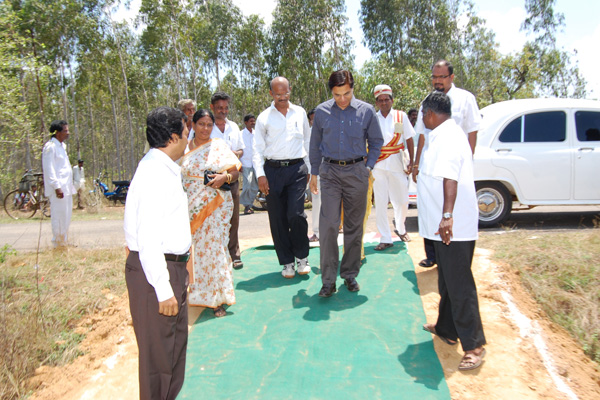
top-left (204, 170), bottom-right (231, 191)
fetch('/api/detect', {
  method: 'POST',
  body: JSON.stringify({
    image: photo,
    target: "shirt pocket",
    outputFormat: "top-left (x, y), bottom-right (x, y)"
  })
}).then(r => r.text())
top-left (287, 119), bottom-right (303, 140)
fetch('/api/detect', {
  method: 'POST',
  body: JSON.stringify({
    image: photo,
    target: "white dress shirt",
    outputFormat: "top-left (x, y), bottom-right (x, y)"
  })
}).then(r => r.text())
top-left (375, 109), bottom-right (416, 172)
top-left (124, 148), bottom-right (192, 302)
top-left (72, 165), bottom-right (85, 190)
top-left (252, 101), bottom-right (311, 178)
top-left (210, 118), bottom-right (245, 152)
top-left (42, 137), bottom-right (75, 196)
top-left (240, 128), bottom-right (255, 168)
top-left (415, 84), bottom-right (482, 136)
top-left (417, 119), bottom-right (478, 241)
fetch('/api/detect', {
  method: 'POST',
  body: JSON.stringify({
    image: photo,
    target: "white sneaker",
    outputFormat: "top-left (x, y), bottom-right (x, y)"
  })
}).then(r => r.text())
top-left (282, 263), bottom-right (296, 278)
top-left (296, 258), bottom-right (310, 275)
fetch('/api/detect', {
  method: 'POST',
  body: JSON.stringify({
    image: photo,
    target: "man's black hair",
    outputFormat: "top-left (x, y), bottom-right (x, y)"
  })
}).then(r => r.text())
top-left (421, 91), bottom-right (452, 117)
top-left (146, 107), bottom-right (185, 149)
top-left (49, 120), bottom-right (68, 134)
top-left (210, 91), bottom-right (231, 105)
top-left (243, 114), bottom-right (255, 123)
top-left (307, 108), bottom-right (316, 118)
top-left (328, 70), bottom-right (354, 91)
top-left (432, 59), bottom-right (454, 75)
top-left (408, 108), bottom-right (418, 115)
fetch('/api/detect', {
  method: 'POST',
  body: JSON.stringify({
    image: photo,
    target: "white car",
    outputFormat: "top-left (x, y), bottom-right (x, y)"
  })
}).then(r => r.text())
top-left (474, 98), bottom-right (600, 227)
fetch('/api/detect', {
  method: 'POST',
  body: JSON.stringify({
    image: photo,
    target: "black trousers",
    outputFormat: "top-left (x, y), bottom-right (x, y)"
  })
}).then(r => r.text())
top-left (264, 162), bottom-right (310, 265)
top-left (433, 240), bottom-right (486, 352)
top-left (424, 238), bottom-right (436, 262)
top-left (126, 252), bottom-right (189, 400)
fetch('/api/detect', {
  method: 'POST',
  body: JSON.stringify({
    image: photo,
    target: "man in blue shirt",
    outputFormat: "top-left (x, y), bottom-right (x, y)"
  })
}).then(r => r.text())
top-left (309, 70), bottom-right (384, 297)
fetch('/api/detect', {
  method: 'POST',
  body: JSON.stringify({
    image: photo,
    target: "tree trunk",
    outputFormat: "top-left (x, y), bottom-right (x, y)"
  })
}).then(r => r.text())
top-left (106, 66), bottom-right (122, 181)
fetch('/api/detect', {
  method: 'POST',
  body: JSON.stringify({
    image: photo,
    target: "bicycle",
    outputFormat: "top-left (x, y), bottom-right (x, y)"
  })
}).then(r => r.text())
top-left (4, 171), bottom-right (51, 220)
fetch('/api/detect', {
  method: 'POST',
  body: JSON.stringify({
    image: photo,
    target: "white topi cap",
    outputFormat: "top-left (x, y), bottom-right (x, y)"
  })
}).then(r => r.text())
top-left (373, 84), bottom-right (393, 99)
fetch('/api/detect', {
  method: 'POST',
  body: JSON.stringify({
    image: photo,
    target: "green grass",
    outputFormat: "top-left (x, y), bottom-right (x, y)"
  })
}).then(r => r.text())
top-left (0, 246), bottom-right (125, 400)
top-left (478, 229), bottom-right (600, 364)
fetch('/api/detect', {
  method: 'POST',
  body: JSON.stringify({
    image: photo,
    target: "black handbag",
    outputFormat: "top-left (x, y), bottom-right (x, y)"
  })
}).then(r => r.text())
top-left (204, 170), bottom-right (231, 191)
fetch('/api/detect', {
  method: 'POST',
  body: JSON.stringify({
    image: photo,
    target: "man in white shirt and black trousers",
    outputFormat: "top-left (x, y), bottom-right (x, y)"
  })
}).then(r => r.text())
top-left (253, 76), bottom-right (312, 279)
top-left (417, 91), bottom-right (486, 371)
top-left (124, 106), bottom-right (192, 400)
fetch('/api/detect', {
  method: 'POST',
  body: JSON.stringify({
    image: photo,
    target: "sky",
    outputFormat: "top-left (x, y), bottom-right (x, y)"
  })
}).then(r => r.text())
top-left (114, 0), bottom-right (600, 99)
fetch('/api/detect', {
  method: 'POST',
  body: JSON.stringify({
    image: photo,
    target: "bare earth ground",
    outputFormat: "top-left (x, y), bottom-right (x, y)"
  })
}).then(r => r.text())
top-left (24, 216), bottom-right (600, 400)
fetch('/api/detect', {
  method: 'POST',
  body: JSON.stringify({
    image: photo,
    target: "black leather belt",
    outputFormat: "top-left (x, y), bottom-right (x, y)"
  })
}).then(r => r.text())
top-left (266, 158), bottom-right (303, 167)
top-left (165, 253), bottom-right (190, 262)
top-left (324, 156), bottom-right (365, 166)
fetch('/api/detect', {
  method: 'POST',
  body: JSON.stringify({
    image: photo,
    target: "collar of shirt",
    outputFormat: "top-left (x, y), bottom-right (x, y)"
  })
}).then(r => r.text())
top-left (147, 148), bottom-right (181, 176)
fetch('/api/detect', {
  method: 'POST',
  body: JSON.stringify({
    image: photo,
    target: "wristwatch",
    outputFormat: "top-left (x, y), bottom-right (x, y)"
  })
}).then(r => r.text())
top-left (442, 212), bottom-right (453, 219)
top-left (366, 166), bottom-right (373, 171)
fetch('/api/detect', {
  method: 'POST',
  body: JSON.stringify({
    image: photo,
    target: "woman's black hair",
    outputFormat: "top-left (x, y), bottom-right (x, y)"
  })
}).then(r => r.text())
top-left (192, 109), bottom-right (215, 124)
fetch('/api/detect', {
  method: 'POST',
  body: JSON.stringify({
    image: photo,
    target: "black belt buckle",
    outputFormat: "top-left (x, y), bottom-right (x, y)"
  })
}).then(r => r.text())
top-left (280, 161), bottom-right (290, 167)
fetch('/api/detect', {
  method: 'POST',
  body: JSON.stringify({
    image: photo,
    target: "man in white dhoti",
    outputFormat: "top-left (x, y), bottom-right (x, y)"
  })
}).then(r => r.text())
top-left (42, 120), bottom-right (75, 247)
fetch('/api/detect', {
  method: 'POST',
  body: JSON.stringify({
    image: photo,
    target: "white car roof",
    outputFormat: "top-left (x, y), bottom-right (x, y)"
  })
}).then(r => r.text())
top-left (478, 98), bottom-right (600, 146)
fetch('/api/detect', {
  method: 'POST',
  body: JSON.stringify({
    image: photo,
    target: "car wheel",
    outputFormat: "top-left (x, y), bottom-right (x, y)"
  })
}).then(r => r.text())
top-left (476, 182), bottom-right (511, 227)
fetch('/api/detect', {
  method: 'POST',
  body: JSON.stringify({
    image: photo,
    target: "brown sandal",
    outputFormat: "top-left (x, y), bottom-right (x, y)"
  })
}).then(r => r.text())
top-left (458, 348), bottom-right (486, 371)
top-left (422, 323), bottom-right (458, 345)
top-left (374, 243), bottom-right (393, 251)
top-left (213, 306), bottom-right (227, 318)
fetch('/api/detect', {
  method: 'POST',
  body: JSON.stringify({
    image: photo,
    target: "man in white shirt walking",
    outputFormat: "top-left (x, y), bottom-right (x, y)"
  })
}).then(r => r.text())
top-left (72, 159), bottom-right (85, 209)
top-left (240, 114), bottom-right (258, 215)
top-left (418, 91), bottom-right (486, 371)
top-left (253, 77), bottom-right (311, 279)
top-left (372, 84), bottom-right (415, 250)
top-left (124, 106), bottom-right (191, 400)
top-left (413, 59), bottom-right (482, 268)
top-left (42, 120), bottom-right (75, 247)
top-left (210, 91), bottom-right (245, 269)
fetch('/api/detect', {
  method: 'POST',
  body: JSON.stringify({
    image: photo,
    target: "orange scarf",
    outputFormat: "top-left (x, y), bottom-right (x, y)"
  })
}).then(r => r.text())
top-left (377, 110), bottom-right (404, 163)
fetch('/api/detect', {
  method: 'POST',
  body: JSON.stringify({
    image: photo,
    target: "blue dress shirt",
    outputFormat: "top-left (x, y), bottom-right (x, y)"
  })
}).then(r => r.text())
top-left (309, 97), bottom-right (383, 175)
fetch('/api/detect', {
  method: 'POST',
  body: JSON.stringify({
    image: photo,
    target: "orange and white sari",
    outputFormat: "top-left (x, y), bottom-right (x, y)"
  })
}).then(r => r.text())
top-left (180, 138), bottom-right (241, 308)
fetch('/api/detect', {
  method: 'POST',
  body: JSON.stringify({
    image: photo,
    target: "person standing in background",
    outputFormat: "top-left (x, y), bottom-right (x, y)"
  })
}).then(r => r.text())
top-left (42, 120), bottom-right (75, 247)
top-left (72, 159), bottom-right (85, 209)
top-left (240, 114), bottom-right (259, 215)
top-left (210, 91), bottom-right (245, 269)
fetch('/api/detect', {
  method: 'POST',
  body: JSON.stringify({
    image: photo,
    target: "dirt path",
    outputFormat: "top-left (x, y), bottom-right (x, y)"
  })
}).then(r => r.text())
top-left (26, 231), bottom-right (600, 400)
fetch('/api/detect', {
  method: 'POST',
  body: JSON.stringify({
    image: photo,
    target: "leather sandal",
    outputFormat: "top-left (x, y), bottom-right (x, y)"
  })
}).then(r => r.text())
top-left (374, 243), bottom-right (393, 251)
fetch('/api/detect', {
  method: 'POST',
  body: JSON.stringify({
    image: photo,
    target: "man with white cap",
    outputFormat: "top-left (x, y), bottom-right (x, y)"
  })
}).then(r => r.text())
top-left (372, 84), bottom-right (415, 249)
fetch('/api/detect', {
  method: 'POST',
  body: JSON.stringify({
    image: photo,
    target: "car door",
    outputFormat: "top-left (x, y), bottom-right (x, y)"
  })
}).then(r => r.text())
top-left (573, 110), bottom-right (600, 200)
top-left (491, 110), bottom-right (571, 202)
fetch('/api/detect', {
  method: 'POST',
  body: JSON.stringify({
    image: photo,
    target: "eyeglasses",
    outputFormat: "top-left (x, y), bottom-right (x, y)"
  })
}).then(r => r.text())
top-left (273, 92), bottom-right (290, 99)
top-left (431, 75), bottom-right (450, 80)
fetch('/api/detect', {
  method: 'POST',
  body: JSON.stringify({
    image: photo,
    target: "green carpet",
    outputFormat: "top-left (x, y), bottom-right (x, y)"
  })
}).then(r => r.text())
top-left (179, 243), bottom-right (450, 399)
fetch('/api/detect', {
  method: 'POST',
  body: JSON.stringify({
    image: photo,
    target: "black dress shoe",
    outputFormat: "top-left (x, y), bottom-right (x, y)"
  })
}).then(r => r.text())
top-left (344, 278), bottom-right (360, 292)
top-left (318, 283), bottom-right (337, 297)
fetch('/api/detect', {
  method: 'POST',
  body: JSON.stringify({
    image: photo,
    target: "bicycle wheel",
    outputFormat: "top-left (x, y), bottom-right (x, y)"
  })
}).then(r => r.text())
top-left (4, 189), bottom-right (37, 219)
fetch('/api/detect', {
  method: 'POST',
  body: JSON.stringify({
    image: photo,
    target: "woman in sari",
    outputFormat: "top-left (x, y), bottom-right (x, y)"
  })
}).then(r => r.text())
top-left (181, 109), bottom-right (241, 317)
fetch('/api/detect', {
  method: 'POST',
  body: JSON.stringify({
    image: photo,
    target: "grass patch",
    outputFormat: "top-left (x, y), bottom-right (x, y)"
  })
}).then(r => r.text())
top-left (0, 246), bottom-right (125, 400)
top-left (0, 204), bottom-right (124, 224)
top-left (478, 229), bottom-right (600, 364)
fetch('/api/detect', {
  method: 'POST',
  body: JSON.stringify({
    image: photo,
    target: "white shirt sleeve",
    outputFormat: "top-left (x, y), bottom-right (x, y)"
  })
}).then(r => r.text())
top-left (302, 110), bottom-right (311, 174)
top-left (253, 114), bottom-right (268, 178)
top-left (42, 142), bottom-right (60, 191)
top-left (462, 93), bottom-right (482, 134)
